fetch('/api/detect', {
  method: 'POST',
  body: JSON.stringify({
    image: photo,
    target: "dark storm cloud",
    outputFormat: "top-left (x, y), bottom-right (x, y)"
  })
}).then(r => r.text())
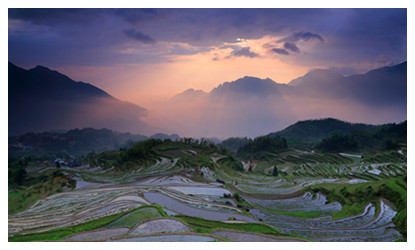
top-left (272, 48), bottom-right (289, 55)
top-left (230, 47), bottom-right (259, 58)
top-left (124, 29), bottom-right (156, 44)
top-left (278, 31), bottom-right (324, 43)
top-left (8, 8), bottom-right (407, 69)
top-left (284, 42), bottom-right (300, 53)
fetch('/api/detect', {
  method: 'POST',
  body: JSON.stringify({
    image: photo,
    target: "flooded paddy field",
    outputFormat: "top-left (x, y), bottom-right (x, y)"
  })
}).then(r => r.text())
top-left (248, 199), bottom-right (401, 241)
top-left (143, 192), bottom-right (256, 222)
top-left (9, 143), bottom-right (406, 242)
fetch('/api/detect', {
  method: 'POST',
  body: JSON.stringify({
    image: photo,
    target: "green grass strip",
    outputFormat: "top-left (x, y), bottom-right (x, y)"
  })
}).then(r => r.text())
top-left (9, 207), bottom-right (142, 242)
top-left (331, 202), bottom-right (367, 220)
top-left (175, 215), bottom-right (283, 236)
top-left (267, 209), bottom-right (331, 219)
top-left (104, 205), bottom-right (164, 228)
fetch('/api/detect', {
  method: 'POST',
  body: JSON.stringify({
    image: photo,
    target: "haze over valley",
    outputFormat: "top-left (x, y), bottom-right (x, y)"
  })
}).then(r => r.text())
top-left (9, 61), bottom-right (406, 138)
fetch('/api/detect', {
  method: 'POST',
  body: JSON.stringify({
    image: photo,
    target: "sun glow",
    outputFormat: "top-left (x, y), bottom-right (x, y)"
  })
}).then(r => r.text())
top-left (58, 35), bottom-right (321, 108)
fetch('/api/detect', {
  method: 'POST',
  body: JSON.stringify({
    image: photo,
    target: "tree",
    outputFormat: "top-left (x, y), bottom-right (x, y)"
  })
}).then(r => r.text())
top-left (383, 138), bottom-right (399, 150)
top-left (233, 193), bottom-right (242, 202)
top-left (9, 166), bottom-right (27, 186)
top-left (272, 166), bottom-right (278, 176)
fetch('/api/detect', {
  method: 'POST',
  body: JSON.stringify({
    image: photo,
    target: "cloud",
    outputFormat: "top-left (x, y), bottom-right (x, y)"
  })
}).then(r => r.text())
top-left (8, 9), bottom-right (406, 72)
top-left (124, 29), bottom-right (156, 44)
top-left (264, 41), bottom-right (301, 57)
top-left (278, 31), bottom-right (324, 43)
top-left (230, 47), bottom-right (259, 58)
top-left (272, 48), bottom-right (289, 55)
top-left (284, 42), bottom-right (299, 53)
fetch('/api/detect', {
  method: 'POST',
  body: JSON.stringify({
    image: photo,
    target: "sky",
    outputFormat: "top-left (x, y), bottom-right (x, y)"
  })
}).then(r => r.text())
top-left (8, 8), bottom-right (407, 107)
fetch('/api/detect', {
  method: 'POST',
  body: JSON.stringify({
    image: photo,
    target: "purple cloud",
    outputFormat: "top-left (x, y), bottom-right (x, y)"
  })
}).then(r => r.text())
top-left (272, 48), bottom-right (289, 55)
top-left (278, 31), bottom-right (324, 43)
top-left (230, 47), bottom-right (259, 58)
top-left (124, 29), bottom-right (156, 44)
top-left (284, 42), bottom-right (300, 53)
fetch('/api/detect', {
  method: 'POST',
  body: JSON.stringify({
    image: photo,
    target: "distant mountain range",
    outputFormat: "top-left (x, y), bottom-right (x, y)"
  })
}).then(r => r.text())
top-left (9, 61), bottom-right (406, 138)
top-left (287, 62), bottom-right (407, 108)
top-left (160, 62), bottom-right (406, 137)
top-left (8, 62), bottom-right (154, 136)
top-left (176, 61), bottom-right (406, 105)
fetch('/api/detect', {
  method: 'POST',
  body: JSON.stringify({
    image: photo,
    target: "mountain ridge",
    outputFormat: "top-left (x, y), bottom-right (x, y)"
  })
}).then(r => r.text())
top-left (8, 62), bottom-right (152, 136)
top-left (169, 61), bottom-right (406, 102)
top-left (9, 61), bottom-right (406, 138)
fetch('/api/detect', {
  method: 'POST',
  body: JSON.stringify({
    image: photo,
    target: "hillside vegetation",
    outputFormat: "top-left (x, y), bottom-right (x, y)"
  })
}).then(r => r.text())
top-left (317, 121), bottom-right (406, 153)
top-left (236, 136), bottom-right (287, 160)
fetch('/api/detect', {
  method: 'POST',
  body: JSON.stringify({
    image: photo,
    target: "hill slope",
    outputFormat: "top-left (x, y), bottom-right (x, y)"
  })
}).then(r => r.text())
top-left (316, 121), bottom-right (407, 152)
top-left (269, 118), bottom-right (377, 140)
top-left (9, 62), bottom-right (152, 136)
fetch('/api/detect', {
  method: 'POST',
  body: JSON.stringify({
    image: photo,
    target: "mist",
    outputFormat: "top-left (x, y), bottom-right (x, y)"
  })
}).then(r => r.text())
top-left (148, 62), bottom-right (406, 138)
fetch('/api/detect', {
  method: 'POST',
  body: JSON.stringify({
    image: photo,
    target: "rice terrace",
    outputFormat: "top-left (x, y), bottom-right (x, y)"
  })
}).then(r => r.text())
top-left (8, 8), bottom-right (407, 242)
top-left (8, 119), bottom-right (407, 242)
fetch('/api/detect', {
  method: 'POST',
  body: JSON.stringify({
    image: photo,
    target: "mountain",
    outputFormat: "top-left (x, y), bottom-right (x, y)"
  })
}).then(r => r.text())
top-left (288, 69), bottom-right (344, 87)
top-left (345, 62), bottom-right (407, 108)
top-left (169, 88), bottom-right (208, 102)
top-left (9, 62), bottom-right (153, 136)
top-left (286, 69), bottom-right (346, 98)
top-left (10, 61), bottom-right (406, 139)
top-left (155, 62), bottom-right (406, 138)
top-left (210, 76), bottom-right (283, 98)
top-left (287, 62), bottom-right (407, 107)
top-left (8, 128), bottom-right (148, 158)
top-left (159, 77), bottom-right (293, 138)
